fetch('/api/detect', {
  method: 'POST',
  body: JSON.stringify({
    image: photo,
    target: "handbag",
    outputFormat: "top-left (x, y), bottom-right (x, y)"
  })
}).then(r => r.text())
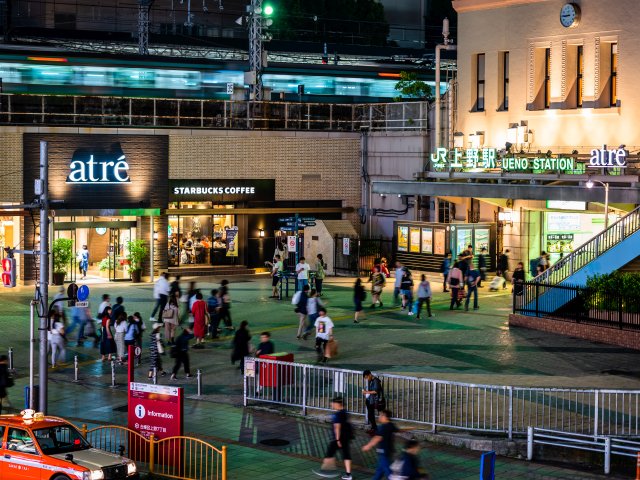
top-left (324, 338), bottom-right (338, 358)
top-left (162, 307), bottom-right (174, 320)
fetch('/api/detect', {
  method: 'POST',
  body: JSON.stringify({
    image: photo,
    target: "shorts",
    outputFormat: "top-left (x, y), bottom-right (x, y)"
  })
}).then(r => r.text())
top-left (400, 289), bottom-right (412, 297)
top-left (271, 276), bottom-right (280, 287)
top-left (354, 299), bottom-right (363, 312)
top-left (325, 439), bottom-right (352, 460)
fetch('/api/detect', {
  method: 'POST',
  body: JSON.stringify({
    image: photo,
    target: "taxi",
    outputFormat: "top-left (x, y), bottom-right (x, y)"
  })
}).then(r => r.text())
top-left (0, 410), bottom-right (139, 480)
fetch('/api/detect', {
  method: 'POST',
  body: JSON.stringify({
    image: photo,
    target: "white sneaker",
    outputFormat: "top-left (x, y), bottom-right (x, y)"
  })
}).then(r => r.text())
top-left (149, 316), bottom-right (155, 322)
top-left (408, 311), bottom-right (414, 316)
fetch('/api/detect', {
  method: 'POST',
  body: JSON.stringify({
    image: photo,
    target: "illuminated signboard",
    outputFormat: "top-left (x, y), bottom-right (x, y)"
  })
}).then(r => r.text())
top-left (430, 147), bottom-right (582, 173)
top-left (547, 200), bottom-right (587, 211)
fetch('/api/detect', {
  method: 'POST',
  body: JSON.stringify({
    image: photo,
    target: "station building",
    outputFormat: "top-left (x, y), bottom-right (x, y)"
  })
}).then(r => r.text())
top-left (373, 0), bottom-right (640, 274)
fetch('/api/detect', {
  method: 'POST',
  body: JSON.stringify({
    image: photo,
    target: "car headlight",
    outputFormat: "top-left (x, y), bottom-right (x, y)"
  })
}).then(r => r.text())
top-left (127, 462), bottom-right (137, 475)
top-left (90, 470), bottom-right (105, 480)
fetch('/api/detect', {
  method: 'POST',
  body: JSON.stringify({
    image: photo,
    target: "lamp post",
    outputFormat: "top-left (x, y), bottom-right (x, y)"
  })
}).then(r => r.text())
top-left (586, 178), bottom-right (610, 230)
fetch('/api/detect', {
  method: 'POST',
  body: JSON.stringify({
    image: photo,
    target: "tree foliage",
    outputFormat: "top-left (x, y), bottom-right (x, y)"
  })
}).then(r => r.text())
top-left (271, 0), bottom-right (389, 46)
top-left (394, 71), bottom-right (432, 101)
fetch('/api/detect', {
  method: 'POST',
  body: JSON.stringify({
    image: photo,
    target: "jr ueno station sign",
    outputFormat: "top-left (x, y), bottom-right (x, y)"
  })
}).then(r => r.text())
top-left (430, 145), bottom-right (627, 173)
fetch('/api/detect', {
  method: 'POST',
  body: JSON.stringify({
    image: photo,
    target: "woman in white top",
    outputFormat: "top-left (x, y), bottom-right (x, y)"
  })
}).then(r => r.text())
top-left (49, 313), bottom-right (66, 368)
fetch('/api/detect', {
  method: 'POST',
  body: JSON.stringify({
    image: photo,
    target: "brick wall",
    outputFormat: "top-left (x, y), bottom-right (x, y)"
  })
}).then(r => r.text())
top-left (169, 132), bottom-right (362, 229)
top-left (0, 133), bottom-right (23, 202)
top-left (509, 314), bottom-right (640, 351)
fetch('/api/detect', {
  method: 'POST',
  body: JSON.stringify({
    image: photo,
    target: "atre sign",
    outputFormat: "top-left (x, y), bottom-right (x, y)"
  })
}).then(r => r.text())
top-left (589, 145), bottom-right (627, 168)
top-left (66, 153), bottom-right (130, 183)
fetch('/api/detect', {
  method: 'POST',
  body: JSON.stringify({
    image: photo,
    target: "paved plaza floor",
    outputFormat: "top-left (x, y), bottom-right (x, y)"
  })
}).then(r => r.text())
top-left (0, 273), bottom-right (637, 478)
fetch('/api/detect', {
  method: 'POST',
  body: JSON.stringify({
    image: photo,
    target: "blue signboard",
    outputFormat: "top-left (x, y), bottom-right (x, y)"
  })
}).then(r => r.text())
top-left (77, 285), bottom-right (90, 302)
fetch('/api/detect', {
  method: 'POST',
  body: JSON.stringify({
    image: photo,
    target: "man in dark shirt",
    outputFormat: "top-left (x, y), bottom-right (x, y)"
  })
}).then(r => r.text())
top-left (465, 268), bottom-right (481, 311)
top-left (255, 332), bottom-right (275, 356)
top-left (362, 409), bottom-right (398, 480)
top-left (315, 397), bottom-right (353, 480)
top-left (110, 296), bottom-right (125, 322)
top-left (398, 439), bottom-right (427, 479)
top-left (362, 370), bottom-right (382, 434)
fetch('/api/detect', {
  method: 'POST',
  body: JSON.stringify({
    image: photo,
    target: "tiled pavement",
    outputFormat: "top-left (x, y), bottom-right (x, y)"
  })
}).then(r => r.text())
top-left (0, 273), bottom-right (638, 478)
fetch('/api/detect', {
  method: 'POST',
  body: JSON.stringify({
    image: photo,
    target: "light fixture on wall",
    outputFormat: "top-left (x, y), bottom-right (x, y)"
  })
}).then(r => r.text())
top-left (259, 228), bottom-right (265, 238)
top-left (498, 210), bottom-right (513, 227)
top-left (153, 231), bottom-right (159, 241)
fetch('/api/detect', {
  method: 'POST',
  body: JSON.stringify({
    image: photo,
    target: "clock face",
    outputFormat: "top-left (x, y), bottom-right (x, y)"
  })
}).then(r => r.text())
top-left (560, 3), bottom-right (580, 28)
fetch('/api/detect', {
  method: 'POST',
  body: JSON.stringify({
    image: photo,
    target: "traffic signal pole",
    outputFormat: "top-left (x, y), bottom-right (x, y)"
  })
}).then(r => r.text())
top-left (38, 140), bottom-right (49, 413)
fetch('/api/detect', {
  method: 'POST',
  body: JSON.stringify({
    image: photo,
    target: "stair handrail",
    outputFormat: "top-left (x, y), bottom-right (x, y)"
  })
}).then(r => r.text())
top-left (534, 205), bottom-right (640, 286)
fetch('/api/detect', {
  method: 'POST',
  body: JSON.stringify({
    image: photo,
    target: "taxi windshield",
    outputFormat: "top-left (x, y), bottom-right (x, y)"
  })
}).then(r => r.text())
top-left (33, 425), bottom-right (91, 455)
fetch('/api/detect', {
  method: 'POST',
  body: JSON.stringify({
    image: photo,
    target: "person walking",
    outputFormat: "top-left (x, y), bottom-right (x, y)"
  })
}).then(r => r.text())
top-left (191, 292), bottom-right (209, 349)
top-left (416, 274), bottom-right (433, 319)
top-left (400, 268), bottom-right (414, 315)
top-left (114, 312), bottom-right (128, 363)
top-left (97, 294), bottom-right (111, 318)
top-left (315, 254), bottom-right (327, 296)
top-left (124, 315), bottom-right (139, 354)
top-left (99, 306), bottom-right (116, 362)
top-left (78, 244), bottom-right (89, 280)
top-left (295, 285), bottom-right (310, 339)
top-left (371, 266), bottom-right (385, 308)
top-left (303, 289), bottom-right (324, 340)
top-left (207, 289), bottom-right (221, 339)
top-left (362, 409), bottom-right (399, 480)
top-left (270, 254), bottom-right (284, 298)
top-left (150, 272), bottom-right (171, 321)
top-left (68, 303), bottom-right (89, 345)
top-left (171, 327), bottom-right (194, 380)
top-left (512, 262), bottom-right (526, 296)
top-left (0, 355), bottom-right (13, 415)
top-left (218, 280), bottom-right (233, 331)
top-left (353, 278), bottom-right (366, 324)
top-left (497, 249), bottom-right (510, 288)
top-left (464, 266), bottom-right (481, 311)
top-left (447, 263), bottom-right (464, 310)
top-left (441, 252), bottom-right (452, 293)
top-left (131, 312), bottom-right (146, 349)
top-left (478, 247), bottom-right (488, 288)
top-left (231, 320), bottom-right (251, 374)
top-left (395, 439), bottom-right (429, 479)
top-left (49, 313), bottom-right (66, 368)
top-left (170, 275), bottom-right (182, 301)
top-left (362, 370), bottom-right (383, 434)
top-left (314, 308), bottom-right (334, 364)
top-left (314, 397), bottom-right (353, 480)
top-left (296, 257), bottom-right (311, 291)
top-left (393, 261), bottom-right (403, 305)
top-left (163, 295), bottom-right (180, 345)
top-left (148, 322), bottom-right (166, 378)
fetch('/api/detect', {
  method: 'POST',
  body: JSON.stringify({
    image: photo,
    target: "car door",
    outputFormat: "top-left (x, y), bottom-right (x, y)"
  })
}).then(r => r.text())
top-left (2, 427), bottom-right (42, 480)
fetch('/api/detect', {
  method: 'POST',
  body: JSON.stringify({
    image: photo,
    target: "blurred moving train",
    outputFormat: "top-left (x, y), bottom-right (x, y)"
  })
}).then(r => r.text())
top-left (0, 49), bottom-right (435, 102)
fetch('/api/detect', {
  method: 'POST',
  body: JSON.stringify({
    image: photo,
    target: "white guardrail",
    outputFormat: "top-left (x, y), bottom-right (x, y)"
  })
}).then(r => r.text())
top-left (243, 358), bottom-right (640, 441)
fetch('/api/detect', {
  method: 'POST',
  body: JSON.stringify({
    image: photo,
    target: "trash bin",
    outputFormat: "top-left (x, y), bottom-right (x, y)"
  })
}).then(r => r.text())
top-left (24, 385), bottom-right (39, 411)
top-left (259, 353), bottom-right (294, 387)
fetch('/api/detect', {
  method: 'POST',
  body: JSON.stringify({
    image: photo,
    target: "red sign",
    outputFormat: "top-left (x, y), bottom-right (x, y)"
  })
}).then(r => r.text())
top-left (1, 258), bottom-right (16, 288)
top-left (127, 382), bottom-right (183, 440)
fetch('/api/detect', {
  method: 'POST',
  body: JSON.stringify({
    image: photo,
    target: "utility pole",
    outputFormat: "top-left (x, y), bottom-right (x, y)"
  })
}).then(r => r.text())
top-left (38, 140), bottom-right (49, 413)
top-left (138, 0), bottom-right (154, 55)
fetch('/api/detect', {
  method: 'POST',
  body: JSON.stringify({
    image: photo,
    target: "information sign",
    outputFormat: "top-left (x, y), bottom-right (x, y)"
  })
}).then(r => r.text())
top-left (342, 238), bottom-right (350, 255)
top-left (128, 382), bottom-right (183, 440)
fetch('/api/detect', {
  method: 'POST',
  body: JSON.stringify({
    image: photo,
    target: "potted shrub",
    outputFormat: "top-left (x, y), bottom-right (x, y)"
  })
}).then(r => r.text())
top-left (52, 238), bottom-right (73, 285)
top-left (126, 239), bottom-right (149, 283)
top-left (98, 257), bottom-right (113, 278)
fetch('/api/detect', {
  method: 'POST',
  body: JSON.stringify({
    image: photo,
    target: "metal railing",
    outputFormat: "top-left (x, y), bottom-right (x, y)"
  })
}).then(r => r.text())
top-left (533, 205), bottom-right (640, 287)
top-left (0, 93), bottom-right (429, 131)
top-left (527, 427), bottom-right (640, 474)
top-left (244, 358), bottom-right (640, 440)
top-left (81, 424), bottom-right (227, 480)
top-left (513, 282), bottom-right (640, 330)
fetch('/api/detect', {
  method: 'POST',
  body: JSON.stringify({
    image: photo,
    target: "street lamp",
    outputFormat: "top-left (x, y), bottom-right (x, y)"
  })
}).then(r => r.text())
top-left (586, 177), bottom-right (610, 230)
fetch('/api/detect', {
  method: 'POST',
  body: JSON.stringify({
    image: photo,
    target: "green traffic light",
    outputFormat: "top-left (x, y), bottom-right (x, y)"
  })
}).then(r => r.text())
top-left (264, 4), bottom-right (274, 15)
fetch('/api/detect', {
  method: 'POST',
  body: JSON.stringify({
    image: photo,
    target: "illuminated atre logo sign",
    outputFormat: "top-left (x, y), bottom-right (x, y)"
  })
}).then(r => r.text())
top-left (589, 145), bottom-right (627, 168)
top-left (66, 153), bottom-right (130, 184)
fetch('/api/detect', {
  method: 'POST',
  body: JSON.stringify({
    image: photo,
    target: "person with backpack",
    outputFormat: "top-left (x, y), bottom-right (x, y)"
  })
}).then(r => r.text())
top-left (315, 254), bottom-right (327, 296)
top-left (314, 397), bottom-right (353, 480)
top-left (362, 409), bottom-right (399, 480)
top-left (440, 253), bottom-right (452, 293)
top-left (353, 278), bottom-right (366, 324)
top-left (362, 370), bottom-right (383, 434)
top-left (294, 284), bottom-right (310, 340)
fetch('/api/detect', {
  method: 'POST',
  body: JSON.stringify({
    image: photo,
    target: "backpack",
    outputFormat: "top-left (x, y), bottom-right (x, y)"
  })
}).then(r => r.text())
top-left (374, 377), bottom-right (386, 411)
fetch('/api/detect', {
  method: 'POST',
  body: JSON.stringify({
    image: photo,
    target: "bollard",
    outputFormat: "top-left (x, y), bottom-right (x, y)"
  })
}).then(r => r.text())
top-left (8, 347), bottom-right (14, 373)
top-left (197, 369), bottom-right (202, 396)
top-left (152, 367), bottom-right (157, 385)
top-left (73, 355), bottom-right (79, 383)
top-left (526, 426), bottom-right (533, 461)
top-left (111, 360), bottom-right (116, 388)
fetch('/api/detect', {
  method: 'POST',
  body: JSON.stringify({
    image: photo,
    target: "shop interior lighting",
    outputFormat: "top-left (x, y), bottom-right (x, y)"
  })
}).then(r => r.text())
top-left (259, 228), bottom-right (265, 238)
top-left (498, 211), bottom-right (513, 226)
top-left (153, 231), bottom-right (159, 241)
